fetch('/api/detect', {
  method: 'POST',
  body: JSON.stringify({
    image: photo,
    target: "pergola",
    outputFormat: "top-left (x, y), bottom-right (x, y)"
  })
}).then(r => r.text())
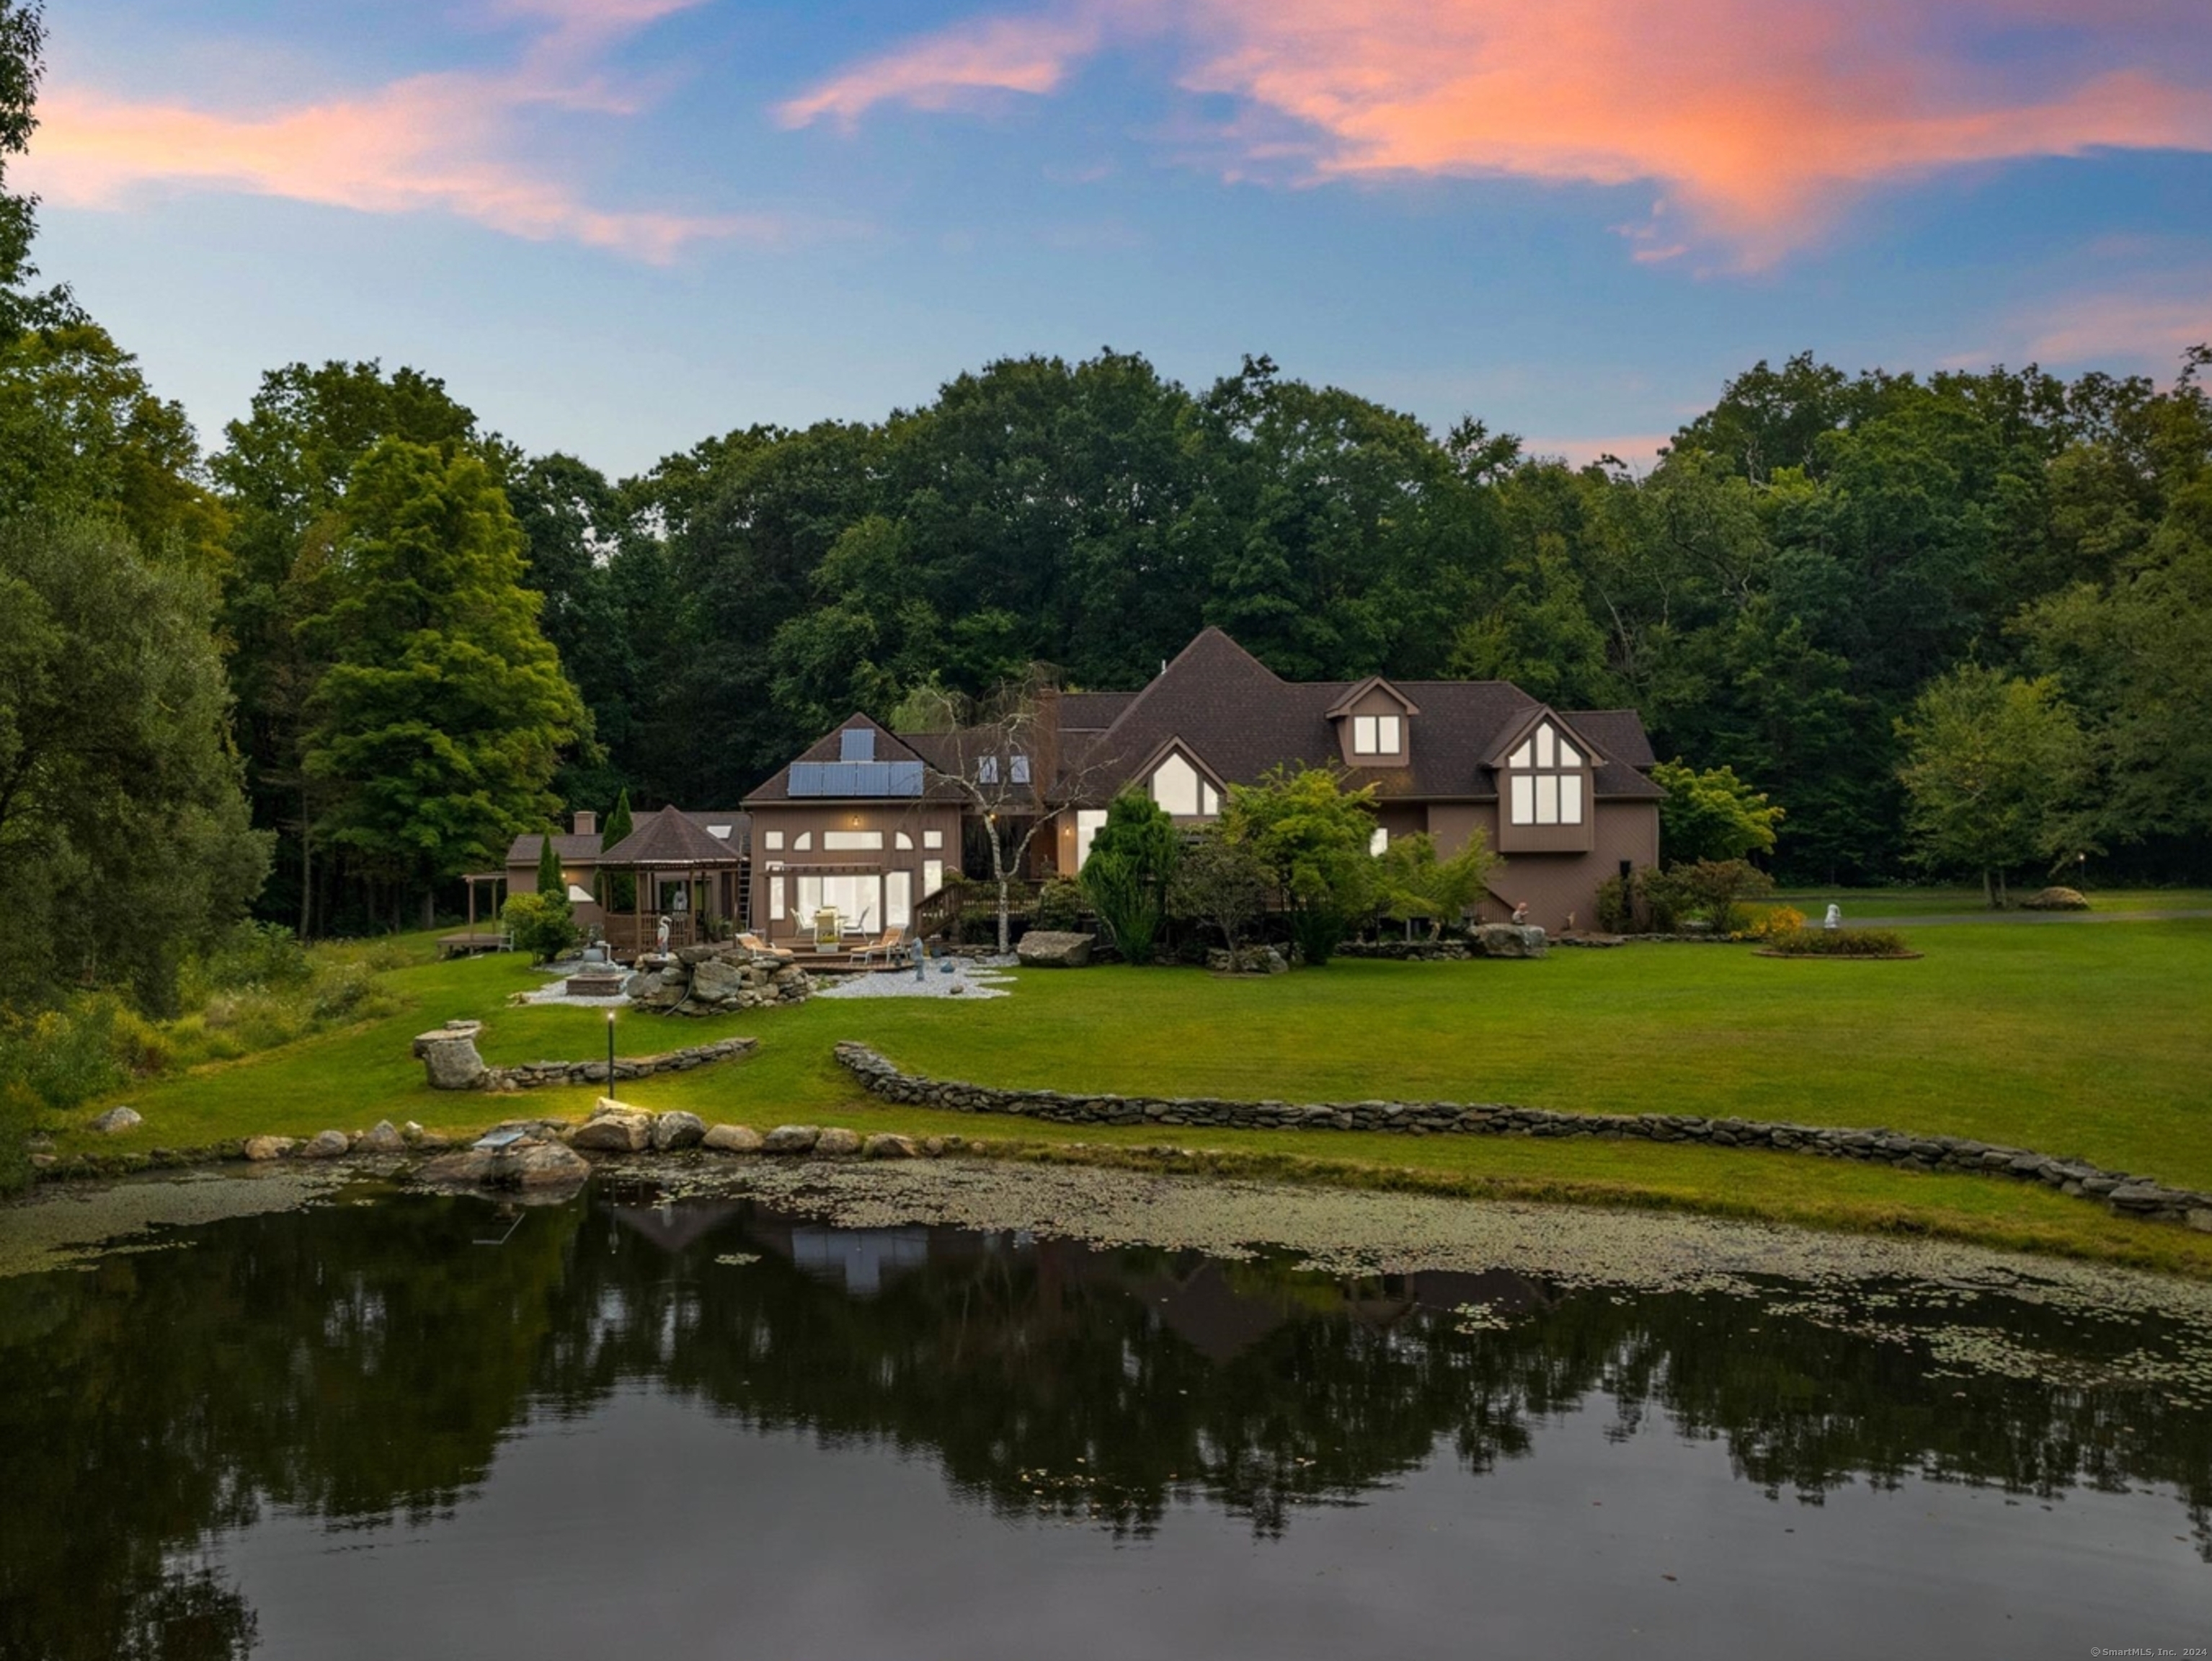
top-left (598, 809), bottom-right (745, 958)
top-left (438, 870), bottom-right (511, 957)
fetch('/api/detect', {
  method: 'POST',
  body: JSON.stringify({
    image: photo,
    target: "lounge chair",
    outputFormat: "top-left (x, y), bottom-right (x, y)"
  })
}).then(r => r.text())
top-left (852, 926), bottom-right (907, 969)
top-left (737, 931), bottom-right (796, 962)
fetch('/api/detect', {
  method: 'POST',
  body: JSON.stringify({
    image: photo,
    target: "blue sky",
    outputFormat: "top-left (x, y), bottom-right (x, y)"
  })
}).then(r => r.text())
top-left (21, 0), bottom-right (2212, 476)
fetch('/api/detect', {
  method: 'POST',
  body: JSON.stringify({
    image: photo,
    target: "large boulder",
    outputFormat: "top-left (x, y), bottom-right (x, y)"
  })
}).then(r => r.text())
top-left (862, 1133), bottom-right (920, 1160)
top-left (652, 1110), bottom-right (706, 1151)
top-left (90, 1106), bottom-right (142, 1135)
top-left (415, 1025), bottom-right (489, 1090)
top-left (300, 1129), bottom-right (351, 1159)
top-left (571, 1105), bottom-right (651, 1152)
top-left (763, 1124), bottom-right (821, 1154)
top-left (815, 1128), bottom-right (862, 1156)
top-left (1017, 930), bottom-right (1094, 968)
top-left (1207, 945), bottom-right (1288, 975)
top-left (358, 1120), bottom-right (406, 1154)
top-left (241, 1135), bottom-right (296, 1162)
top-left (690, 957), bottom-right (747, 1004)
top-left (419, 1138), bottom-right (590, 1190)
top-left (702, 1124), bottom-right (763, 1154)
top-left (1471, 923), bottom-right (1548, 960)
top-left (2021, 886), bottom-right (2091, 912)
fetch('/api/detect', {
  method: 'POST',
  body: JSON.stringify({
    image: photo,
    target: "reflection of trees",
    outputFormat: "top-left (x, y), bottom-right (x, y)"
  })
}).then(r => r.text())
top-left (0, 1196), bottom-right (582, 1660)
top-left (2, 1191), bottom-right (2210, 1658)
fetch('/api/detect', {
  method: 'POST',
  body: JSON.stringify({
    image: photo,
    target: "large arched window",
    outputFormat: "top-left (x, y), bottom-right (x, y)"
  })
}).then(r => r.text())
top-left (1507, 722), bottom-right (1584, 827)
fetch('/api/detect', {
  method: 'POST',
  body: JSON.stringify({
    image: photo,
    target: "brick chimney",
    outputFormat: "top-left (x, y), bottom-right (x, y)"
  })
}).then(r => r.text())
top-left (572, 810), bottom-right (598, 838)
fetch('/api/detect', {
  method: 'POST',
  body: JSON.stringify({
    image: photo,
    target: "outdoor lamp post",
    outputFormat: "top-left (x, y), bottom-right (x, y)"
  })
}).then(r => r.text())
top-left (605, 1009), bottom-right (616, 1097)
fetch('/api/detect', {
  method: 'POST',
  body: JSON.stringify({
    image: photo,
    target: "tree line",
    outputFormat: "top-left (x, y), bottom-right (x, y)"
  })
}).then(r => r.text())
top-left (4, 0), bottom-right (2210, 1018)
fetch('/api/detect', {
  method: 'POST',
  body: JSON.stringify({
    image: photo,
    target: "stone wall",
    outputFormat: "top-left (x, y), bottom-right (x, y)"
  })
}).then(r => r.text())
top-left (487, 1036), bottom-right (758, 1091)
top-left (832, 1042), bottom-right (2212, 1231)
top-left (415, 1019), bottom-right (758, 1091)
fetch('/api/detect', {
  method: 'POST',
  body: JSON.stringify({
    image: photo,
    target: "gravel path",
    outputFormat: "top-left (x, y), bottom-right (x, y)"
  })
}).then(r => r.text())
top-left (814, 957), bottom-right (1018, 1001)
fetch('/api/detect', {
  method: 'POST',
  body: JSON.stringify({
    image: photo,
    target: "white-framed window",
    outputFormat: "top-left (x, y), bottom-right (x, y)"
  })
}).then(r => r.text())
top-left (895, 831), bottom-right (914, 850)
top-left (763, 829), bottom-right (784, 851)
top-left (887, 870), bottom-right (912, 928)
top-left (1010, 754), bottom-right (1031, 784)
top-left (1075, 808), bottom-right (1109, 869)
top-left (769, 876), bottom-right (785, 921)
top-left (823, 830), bottom-right (884, 851)
top-left (923, 829), bottom-right (943, 850)
top-left (1369, 825), bottom-right (1388, 856)
top-left (923, 859), bottom-right (944, 895)
top-left (1353, 714), bottom-right (1401, 756)
top-left (1151, 752), bottom-right (1219, 818)
top-left (978, 756), bottom-right (1000, 784)
top-left (1506, 722), bottom-right (1586, 826)
top-left (793, 830), bottom-right (813, 851)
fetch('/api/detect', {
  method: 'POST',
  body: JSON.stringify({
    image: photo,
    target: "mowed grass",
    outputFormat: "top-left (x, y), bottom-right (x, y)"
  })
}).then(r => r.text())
top-left (50, 920), bottom-right (2212, 1274)
top-left (1772, 885), bottom-right (2212, 919)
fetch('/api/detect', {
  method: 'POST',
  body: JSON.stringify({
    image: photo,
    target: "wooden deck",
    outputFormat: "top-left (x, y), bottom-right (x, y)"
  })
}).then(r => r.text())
top-left (437, 930), bottom-right (510, 958)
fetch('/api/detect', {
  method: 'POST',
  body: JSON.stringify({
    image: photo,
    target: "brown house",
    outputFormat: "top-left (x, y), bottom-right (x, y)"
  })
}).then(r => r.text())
top-left (744, 626), bottom-right (1662, 941)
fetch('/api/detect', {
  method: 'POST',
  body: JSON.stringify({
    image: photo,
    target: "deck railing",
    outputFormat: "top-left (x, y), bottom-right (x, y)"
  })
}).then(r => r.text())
top-left (912, 877), bottom-right (1047, 942)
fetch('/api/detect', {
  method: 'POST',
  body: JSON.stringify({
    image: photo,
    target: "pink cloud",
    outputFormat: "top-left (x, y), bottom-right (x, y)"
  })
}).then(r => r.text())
top-left (21, 0), bottom-right (758, 260)
top-left (777, 13), bottom-right (1109, 129)
top-left (2018, 293), bottom-right (2212, 367)
top-left (781, 0), bottom-right (2212, 264)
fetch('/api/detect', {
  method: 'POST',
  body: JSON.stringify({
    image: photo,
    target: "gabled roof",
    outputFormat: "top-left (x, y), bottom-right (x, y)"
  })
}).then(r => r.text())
top-left (1483, 704), bottom-right (1607, 769)
top-left (1323, 674), bottom-right (1422, 719)
top-left (505, 830), bottom-right (604, 867)
top-left (602, 806), bottom-right (745, 867)
top-left (1057, 691), bottom-right (1136, 731)
top-left (1062, 625), bottom-right (1661, 804)
top-left (744, 713), bottom-right (967, 806)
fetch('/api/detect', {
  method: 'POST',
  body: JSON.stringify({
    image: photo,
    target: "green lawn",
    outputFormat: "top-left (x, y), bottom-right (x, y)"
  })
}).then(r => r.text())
top-left (1771, 885), bottom-right (2212, 919)
top-left (45, 919), bottom-right (2212, 1274)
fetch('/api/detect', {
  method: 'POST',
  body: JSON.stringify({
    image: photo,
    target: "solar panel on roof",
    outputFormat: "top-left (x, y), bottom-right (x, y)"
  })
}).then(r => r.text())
top-left (839, 728), bottom-right (876, 762)
top-left (789, 761), bottom-right (924, 797)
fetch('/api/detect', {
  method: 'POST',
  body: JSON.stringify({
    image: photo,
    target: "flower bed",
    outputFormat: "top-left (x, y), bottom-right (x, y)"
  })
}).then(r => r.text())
top-left (1756, 927), bottom-right (1918, 960)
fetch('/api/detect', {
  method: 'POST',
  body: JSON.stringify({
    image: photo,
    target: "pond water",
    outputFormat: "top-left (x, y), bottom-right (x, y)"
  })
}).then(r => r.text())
top-left (2, 1164), bottom-right (2209, 1660)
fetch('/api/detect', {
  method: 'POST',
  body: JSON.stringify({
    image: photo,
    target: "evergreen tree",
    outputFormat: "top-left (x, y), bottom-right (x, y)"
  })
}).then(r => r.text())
top-left (599, 787), bottom-right (635, 911)
top-left (301, 438), bottom-right (582, 929)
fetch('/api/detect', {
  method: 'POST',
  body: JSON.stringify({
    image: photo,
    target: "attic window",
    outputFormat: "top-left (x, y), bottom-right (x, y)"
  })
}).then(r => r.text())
top-left (1151, 752), bottom-right (1219, 818)
top-left (1352, 714), bottom-right (1401, 756)
top-left (977, 756), bottom-right (1000, 785)
top-left (1010, 754), bottom-right (1031, 785)
top-left (1506, 722), bottom-right (1585, 827)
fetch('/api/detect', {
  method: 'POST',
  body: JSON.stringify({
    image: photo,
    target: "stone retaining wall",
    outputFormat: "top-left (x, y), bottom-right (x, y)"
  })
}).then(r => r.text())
top-left (487, 1036), bottom-right (758, 1091)
top-left (832, 1042), bottom-right (2212, 1231)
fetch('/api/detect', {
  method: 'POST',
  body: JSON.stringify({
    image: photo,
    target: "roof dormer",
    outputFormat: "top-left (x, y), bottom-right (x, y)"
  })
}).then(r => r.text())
top-left (1326, 676), bottom-right (1420, 768)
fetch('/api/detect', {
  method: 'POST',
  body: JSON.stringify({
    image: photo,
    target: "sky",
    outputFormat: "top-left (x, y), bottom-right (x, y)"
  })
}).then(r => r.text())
top-left (17, 0), bottom-right (2212, 477)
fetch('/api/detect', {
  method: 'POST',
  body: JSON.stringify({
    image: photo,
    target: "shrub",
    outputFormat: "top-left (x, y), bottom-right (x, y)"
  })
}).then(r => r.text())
top-left (1594, 873), bottom-right (1633, 934)
top-left (502, 892), bottom-right (580, 963)
top-left (1749, 905), bottom-right (1807, 941)
top-left (1762, 927), bottom-right (1911, 957)
top-left (1642, 859), bottom-right (1775, 935)
top-left (1168, 826), bottom-right (1270, 963)
top-left (1080, 791), bottom-right (1181, 965)
top-left (203, 921), bottom-right (313, 991)
top-left (1227, 766), bottom-right (1380, 968)
top-left (1034, 879), bottom-right (1087, 933)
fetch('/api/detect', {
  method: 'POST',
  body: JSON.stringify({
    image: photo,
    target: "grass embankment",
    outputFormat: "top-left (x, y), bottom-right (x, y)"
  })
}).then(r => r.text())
top-left (45, 912), bottom-right (2212, 1275)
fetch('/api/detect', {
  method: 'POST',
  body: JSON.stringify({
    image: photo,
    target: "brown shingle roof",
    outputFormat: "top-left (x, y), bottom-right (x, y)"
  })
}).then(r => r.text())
top-left (1065, 626), bottom-right (1661, 803)
top-left (505, 830), bottom-right (603, 868)
top-left (601, 806), bottom-right (745, 866)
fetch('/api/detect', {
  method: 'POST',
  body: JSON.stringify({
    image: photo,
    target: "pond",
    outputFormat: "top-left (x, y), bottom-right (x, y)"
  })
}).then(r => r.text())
top-left (2, 1161), bottom-right (2208, 1660)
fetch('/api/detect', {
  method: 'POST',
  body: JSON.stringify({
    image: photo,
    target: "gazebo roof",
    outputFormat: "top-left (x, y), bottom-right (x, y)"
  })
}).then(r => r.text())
top-left (601, 807), bottom-right (745, 867)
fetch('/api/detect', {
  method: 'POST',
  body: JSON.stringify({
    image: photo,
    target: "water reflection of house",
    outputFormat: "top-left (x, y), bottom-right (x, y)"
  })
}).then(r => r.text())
top-left (607, 1202), bottom-right (749, 1257)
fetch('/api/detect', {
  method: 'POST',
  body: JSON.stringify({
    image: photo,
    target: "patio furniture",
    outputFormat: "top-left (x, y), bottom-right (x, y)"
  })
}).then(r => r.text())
top-left (853, 926), bottom-right (907, 969)
top-left (814, 908), bottom-right (841, 950)
top-left (737, 931), bottom-right (795, 962)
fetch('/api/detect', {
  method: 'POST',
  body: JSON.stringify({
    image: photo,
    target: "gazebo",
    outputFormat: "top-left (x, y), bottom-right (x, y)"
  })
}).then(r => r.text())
top-left (598, 808), bottom-right (746, 959)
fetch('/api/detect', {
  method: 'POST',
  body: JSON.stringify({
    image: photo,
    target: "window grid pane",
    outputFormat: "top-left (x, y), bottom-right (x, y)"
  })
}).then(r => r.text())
top-left (1536, 774), bottom-right (1560, 824)
top-left (1560, 774), bottom-right (1584, 825)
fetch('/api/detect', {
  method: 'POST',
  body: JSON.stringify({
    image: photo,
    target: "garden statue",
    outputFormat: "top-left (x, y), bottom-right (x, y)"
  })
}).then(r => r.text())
top-left (656, 913), bottom-right (672, 953)
top-left (1510, 901), bottom-right (1530, 926)
top-left (1824, 903), bottom-right (1842, 931)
